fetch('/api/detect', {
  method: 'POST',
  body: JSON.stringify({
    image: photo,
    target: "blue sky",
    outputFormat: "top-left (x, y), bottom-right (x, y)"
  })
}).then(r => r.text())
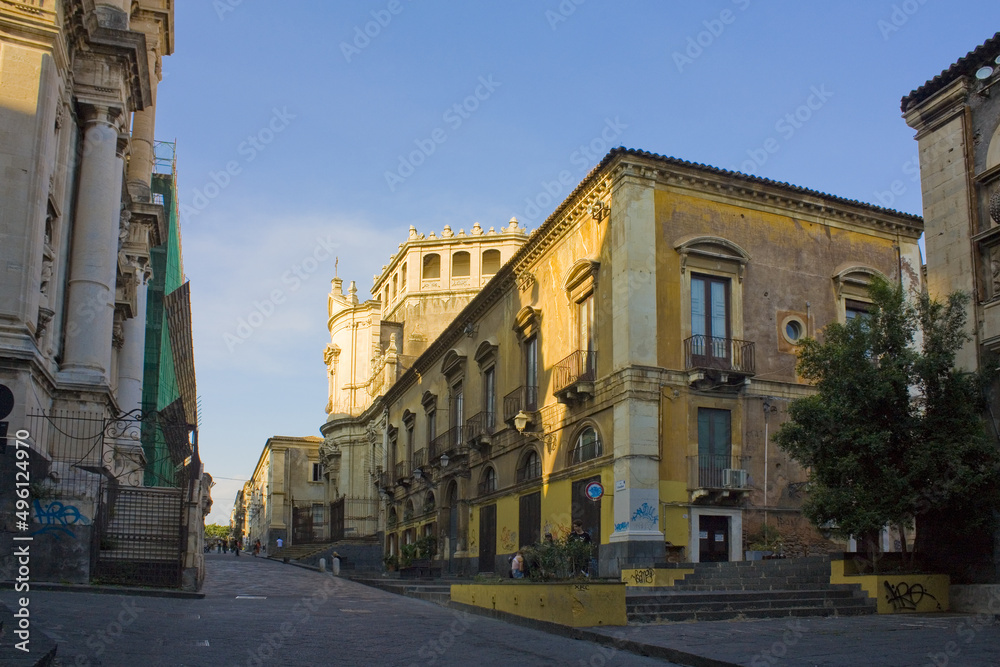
top-left (156, 2), bottom-right (1000, 525)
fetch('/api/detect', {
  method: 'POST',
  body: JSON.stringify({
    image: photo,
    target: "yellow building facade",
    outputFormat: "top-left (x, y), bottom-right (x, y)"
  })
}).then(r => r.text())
top-left (372, 148), bottom-right (922, 577)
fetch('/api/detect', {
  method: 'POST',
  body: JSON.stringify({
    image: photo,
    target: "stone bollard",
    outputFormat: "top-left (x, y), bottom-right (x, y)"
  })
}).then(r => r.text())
top-left (319, 558), bottom-right (326, 573)
top-left (332, 556), bottom-right (341, 576)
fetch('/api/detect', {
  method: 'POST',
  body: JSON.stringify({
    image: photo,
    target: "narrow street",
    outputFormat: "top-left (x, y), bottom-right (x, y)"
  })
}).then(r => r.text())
top-left (2, 554), bottom-right (676, 666)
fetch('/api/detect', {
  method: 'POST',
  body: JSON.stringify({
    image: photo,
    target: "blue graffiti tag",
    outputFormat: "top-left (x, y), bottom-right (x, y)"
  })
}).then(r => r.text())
top-left (630, 502), bottom-right (658, 531)
top-left (32, 499), bottom-right (91, 538)
top-left (614, 521), bottom-right (629, 532)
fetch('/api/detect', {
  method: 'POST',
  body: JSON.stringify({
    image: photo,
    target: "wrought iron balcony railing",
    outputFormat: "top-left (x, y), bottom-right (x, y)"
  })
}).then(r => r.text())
top-left (412, 448), bottom-right (426, 470)
top-left (431, 426), bottom-right (466, 461)
top-left (687, 454), bottom-right (752, 491)
top-left (466, 411), bottom-right (496, 447)
top-left (503, 385), bottom-right (538, 422)
top-left (684, 336), bottom-right (755, 375)
top-left (553, 350), bottom-right (597, 398)
top-left (394, 460), bottom-right (410, 484)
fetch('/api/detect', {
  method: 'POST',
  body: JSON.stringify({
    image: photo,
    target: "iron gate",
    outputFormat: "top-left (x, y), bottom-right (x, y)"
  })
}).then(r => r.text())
top-left (91, 484), bottom-right (185, 587)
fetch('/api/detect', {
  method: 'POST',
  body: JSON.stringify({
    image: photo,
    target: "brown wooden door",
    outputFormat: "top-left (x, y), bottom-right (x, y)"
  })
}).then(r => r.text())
top-left (478, 504), bottom-right (496, 572)
top-left (699, 515), bottom-right (729, 562)
top-left (518, 492), bottom-right (541, 548)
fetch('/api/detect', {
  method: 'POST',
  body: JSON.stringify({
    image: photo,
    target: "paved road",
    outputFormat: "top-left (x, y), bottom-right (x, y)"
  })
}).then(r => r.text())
top-left (2, 553), bottom-right (677, 666)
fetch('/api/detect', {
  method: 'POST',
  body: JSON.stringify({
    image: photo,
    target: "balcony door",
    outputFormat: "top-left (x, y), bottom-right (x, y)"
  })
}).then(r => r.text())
top-left (691, 275), bottom-right (730, 368)
top-left (697, 408), bottom-right (731, 489)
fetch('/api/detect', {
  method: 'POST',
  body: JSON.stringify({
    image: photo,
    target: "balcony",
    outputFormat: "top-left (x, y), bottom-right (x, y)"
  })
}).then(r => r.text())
top-left (503, 385), bottom-right (538, 423)
top-left (377, 470), bottom-right (394, 492)
top-left (412, 448), bottom-right (426, 471)
top-left (431, 426), bottom-right (468, 463)
top-left (553, 350), bottom-right (597, 404)
top-left (688, 454), bottom-right (751, 502)
top-left (394, 460), bottom-right (411, 486)
top-left (465, 411), bottom-right (496, 449)
top-left (683, 336), bottom-right (755, 388)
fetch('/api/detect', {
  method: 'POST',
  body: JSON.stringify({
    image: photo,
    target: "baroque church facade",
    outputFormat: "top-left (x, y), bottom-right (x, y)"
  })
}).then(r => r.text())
top-left (0, 1), bottom-right (208, 590)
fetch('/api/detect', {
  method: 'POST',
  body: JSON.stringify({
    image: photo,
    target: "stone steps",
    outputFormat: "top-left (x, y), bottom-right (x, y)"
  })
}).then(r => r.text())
top-left (626, 556), bottom-right (876, 623)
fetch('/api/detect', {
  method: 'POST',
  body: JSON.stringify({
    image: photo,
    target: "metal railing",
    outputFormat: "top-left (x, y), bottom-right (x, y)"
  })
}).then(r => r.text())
top-left (412, 448), bottom-right (426, 470)
top-left (687, 454), bottom-right (752, 490)
top-left (431, 426), bottom-right (465, 460)
top-left (553, 350), bottom-right (597, 394)
top-left (503, 385), bottom-right (538, 422)
top-left (466, 411), bottom-right (496, 441)
top-left (684, 336), bottom-right (755, 375)
top-left (394, 460), bottom-right (410, 483)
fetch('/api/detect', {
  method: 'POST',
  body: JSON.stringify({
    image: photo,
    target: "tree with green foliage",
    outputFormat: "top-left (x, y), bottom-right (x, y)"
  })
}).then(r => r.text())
top-left (773, 277), bottom-right (1000, 576)
top-left (205, 523), bottom-right (230, 541)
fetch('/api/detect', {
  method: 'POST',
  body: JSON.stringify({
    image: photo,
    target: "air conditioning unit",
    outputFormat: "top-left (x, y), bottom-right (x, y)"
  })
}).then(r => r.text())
top-left (722, 468), bottom-right (748, 488)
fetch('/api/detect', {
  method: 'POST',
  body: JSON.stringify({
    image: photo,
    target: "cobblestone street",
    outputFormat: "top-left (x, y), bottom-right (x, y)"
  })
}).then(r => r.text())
top-left (1, 554), bottom-right (676, 666)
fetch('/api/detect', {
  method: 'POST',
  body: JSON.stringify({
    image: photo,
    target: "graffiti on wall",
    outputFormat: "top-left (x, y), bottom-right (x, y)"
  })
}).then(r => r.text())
top-left (630, 503), bottom-right (658, 531)
top-left (883, 580), bottom-right (943, 612)
top-left (500, 527), bottom-right (517, 552)
top-left (32, 499), bottom-right (91, 538)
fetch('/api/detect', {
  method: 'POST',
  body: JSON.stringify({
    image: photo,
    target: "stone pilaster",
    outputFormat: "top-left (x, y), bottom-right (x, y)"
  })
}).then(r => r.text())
top-left (607, 167), bottom-right (664, 565)
top-left (61, 104), bottom-right (128, 383)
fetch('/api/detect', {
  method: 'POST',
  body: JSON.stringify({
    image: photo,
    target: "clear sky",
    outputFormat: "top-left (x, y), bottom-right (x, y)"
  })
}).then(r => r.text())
top-left (155, 2), bottom-right (1000, 526)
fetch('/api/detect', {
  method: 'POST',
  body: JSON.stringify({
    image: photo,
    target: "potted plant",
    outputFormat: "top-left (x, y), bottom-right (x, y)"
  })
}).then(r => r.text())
top-left (400, 543), bottom-right (418, 568)
top-left (383, 553), bottom-right (398, 571)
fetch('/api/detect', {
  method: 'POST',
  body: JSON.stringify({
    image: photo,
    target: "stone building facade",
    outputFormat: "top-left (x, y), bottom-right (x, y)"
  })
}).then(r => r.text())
top-left (341, 148), bottom-right (922, 577)
top-left (0, 1), bottom-right (207, 589)
top-left (235, 436), bottom-right (326, 551)
top-left (902, 31), bottom-right (1000, 583)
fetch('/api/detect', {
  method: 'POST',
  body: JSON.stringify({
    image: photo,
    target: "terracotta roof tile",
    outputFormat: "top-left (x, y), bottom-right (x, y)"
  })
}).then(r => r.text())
top-left (901, 31), bottom-right (1000, 113)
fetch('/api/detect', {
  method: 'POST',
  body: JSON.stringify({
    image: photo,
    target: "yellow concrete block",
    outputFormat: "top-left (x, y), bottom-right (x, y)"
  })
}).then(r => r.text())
top-left (451, 582), bottom-right (627, 627)
top-left (830, 560), bottom-right (949, 614)
top-left (621, 567), bottom-right (694, 587)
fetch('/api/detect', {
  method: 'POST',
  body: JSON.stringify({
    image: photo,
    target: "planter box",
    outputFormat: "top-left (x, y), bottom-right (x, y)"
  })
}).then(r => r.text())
top-left (451, 582), bottom-right (627, 627)
top-left (830, 559), bottom-right (949, 614)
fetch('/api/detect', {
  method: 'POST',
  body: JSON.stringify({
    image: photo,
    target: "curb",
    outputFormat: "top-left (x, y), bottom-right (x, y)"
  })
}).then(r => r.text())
top-left (0, 581), bottom-right (205, 599)
top-left (445, 601), bottom-right (740, 667)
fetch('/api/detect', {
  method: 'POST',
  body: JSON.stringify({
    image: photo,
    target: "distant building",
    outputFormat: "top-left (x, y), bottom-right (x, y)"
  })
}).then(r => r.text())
top-left (237, 435), bottom-right (328, 551)
top-left (0, 1), bottom-right (208, 590)
top-left (902, 31), bottom-right (1000, 583)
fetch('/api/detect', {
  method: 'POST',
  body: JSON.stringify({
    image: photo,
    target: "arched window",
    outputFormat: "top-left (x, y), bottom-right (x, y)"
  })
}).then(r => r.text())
top-left (453, 251), bottom-right (471, 277)
top-left (400, 263), bottom-right (407, 292)
top-left (388, 507), bottom-right (398, 529)
top-left (424, 491), bottom-right (436, 513)
top-left (404, 499), bottom-right (415, 522)
top-left (391, 274), bottom-right (397, 299)
top-left (517, 450), bottom-right (541, 482)
top-left (423, 254), bottom-right (440, 279)
top-left (482, 249), bottom-right (501, 275)
top-left (572, 426), bottom-right (602, 464)
top-left (479, 466), bottom-right (497, 495)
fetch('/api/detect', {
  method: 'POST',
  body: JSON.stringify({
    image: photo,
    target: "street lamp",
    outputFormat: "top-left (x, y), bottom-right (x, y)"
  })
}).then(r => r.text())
top-left (440, 453), bottom-right (450, 468)
top-left (513, 410), bottom-right (532, 433)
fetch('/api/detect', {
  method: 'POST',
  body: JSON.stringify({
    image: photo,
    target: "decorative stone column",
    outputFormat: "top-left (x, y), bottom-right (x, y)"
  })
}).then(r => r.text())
top-left (61, 105), bottom-right (127, 382)
top-left (116, 265), bottom-right (150, 416)
top-left (127, 45), bottom-right (161, 201)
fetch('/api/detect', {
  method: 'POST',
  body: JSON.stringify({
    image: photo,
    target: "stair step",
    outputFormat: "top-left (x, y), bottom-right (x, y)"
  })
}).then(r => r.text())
top-left (629, 604), bottom-right (875, 624)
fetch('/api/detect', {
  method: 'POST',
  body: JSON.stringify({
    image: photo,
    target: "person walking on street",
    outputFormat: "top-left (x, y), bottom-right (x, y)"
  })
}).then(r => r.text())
top-left (253, 539), bottom-right (261, 557)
